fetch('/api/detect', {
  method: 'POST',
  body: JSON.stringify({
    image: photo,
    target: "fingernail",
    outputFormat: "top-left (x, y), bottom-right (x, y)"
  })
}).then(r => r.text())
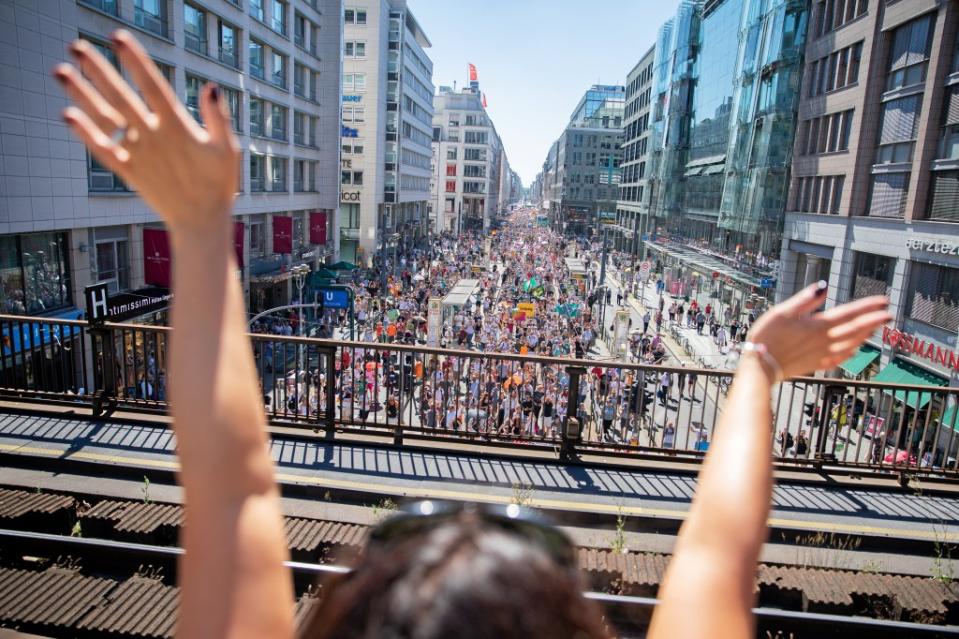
top-left (815, 280), bottom-right (828, 296)
top-left (111, 29), bottom-right (130, 45)
top-left (68, 41), bottom-right (83, 56)
top-left (209, 85), bottom-right (220, 102)
top-left (52, 66), bottom-right (68, 83)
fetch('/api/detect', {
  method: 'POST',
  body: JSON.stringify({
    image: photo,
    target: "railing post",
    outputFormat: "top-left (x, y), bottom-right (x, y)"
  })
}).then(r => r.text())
top-left (562, 365), bottom-right (587, 461)
top-left (323, 345), bottom-right (336, 441)
top-left (89, 324), bottom-right (117, 418)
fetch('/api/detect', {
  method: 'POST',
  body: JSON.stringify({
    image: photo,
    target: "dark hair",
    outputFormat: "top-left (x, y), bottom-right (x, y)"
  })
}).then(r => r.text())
top-left (303, 513), bottom-right (611, 639)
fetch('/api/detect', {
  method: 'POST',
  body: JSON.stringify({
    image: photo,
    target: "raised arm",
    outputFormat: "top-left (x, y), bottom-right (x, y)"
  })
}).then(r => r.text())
top-left (648, 282), bottom-right (890, 639)
top-left (55, 31), bottom-right (293, 639)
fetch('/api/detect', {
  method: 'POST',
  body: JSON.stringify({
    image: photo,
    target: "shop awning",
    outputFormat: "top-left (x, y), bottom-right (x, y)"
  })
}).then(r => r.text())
top-left (328, 261), bottom-right (358, 271)
top-left (939, 404), bottom-right (959, 433)
top-left (873, 359), bottom-right (946, 410)
top-left (840, 345), bottom-right (880, 376)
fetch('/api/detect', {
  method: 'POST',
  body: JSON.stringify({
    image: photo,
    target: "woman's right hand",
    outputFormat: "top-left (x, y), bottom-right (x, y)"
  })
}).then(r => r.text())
top-left (747, 281), bottom-right (891, 380)
top-left (54, 30), bottom-right (239, 233)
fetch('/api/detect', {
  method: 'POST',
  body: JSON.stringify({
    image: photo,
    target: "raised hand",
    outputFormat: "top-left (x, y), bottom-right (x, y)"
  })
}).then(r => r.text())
top-left (54, 30), bottom-right (239, 232)
top-left (747, 281), bottom-right (891, 380)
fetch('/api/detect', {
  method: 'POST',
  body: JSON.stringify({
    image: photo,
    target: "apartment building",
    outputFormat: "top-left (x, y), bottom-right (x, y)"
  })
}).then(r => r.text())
top-left (780, 1), bottom-right (959, 406)
top-left (543, 84), bottom-right (625, 237)
top-left (613, 46), bottom-right (655, 259)
top-left (429, 86), bottom-right (508, 233)
top-left (0, 0), bottom-right (342, 319)
top-left (338, 0), bottom-right (433, 270)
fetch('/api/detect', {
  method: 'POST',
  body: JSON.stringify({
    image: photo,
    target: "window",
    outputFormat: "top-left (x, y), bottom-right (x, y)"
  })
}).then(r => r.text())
top-left (867, 172), bottom-right (909, 217)
top-left (294, 13), bottom-right (308, 49)
top-left (446, 148), bottom-right (457, 160)
top-left (808, 41), bottom-right (863, 96)
top-left (343, 73), bottom-right (367, 92)
top-left (184, 4), bottom-right (207, 55)
top-left (271, 52), bottom-right (287, 89)
top-left (464, 131), bottom-right (487, 145)
top-left (294, 160), bottom-right (315, 192)
top-left (341, 171), bottom-right (363, 185)
top-left (876, 95), bottom-right (920, 164)
top-left (886, 14), bottom-right (932, 92)
top-left (446, 164), bottom-right (456, 176)
top-left (801, 110), bottom-right (852, 155)
top-left (95, 236), bottom-right (130, 294)
top-left (270, 157), bottom-right (287, 192)
top-left (345, 40), bottom-right (366, 58)
top-left (249, 0), bottom-right (264, 22)
top-left (218, 21), bottom-right (238, 68)
top-left (814, 0), bottom-right (867, 38)
top-left (134, 0), bottom-right (166, 37)
top-left (928, 170), bottom-right (959, 222)
top-left (464, 148), bottom-right (486, 161)
top-left (249, 221), bottom-right (265, 254)
top-left (271, 0), bottom-right (287, 35)
top-left (249, 40), bottom-right (264, 79)
top-left (907, 262), bottom-right (959, 332)
top-left (0, 233), bottom-right (72, 314)
top-left (294, 63), bottom-right (307, 98)
top-left (937, 87), bottom-right (959, 160)
top-left (343, 106), bottom-right (365, 123)
top-left (250, 154), bottom-right (265, 191)
top-left (249, 97), bottom-right (264, 136)
top-left (464, 164), bottom-right (486, 178)
top-left (223, 86), bottom-right (241, 132)
top-left (345, 8), bottom-right (366, 24)
top-left (851, 252), bottom-right (893, 300)
top-left (445, 180), bottom-right (456, 193)
top-left (185, 74), bottom-right (203, 121)
top-left (79, 0), bottom-right (118, 16)
top-left (270, 104), bottom-right (287, 141)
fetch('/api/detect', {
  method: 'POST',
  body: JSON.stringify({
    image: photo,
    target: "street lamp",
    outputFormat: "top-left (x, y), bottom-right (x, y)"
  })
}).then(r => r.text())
top-left (291, 264), bottom-right (310, 372)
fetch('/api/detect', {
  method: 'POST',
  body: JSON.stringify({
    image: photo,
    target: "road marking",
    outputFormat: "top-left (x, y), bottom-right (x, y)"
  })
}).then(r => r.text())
top-left (1, 442), bottom-right (955, 542)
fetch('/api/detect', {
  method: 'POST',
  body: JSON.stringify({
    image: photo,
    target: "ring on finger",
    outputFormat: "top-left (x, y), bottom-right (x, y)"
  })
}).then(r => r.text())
top-left (109, 126), bottom-right (128, 146)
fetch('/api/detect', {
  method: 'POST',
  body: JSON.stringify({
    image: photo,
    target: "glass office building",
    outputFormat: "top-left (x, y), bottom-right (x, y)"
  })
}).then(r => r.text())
top-left (646, 0), bottom-right (808, 317)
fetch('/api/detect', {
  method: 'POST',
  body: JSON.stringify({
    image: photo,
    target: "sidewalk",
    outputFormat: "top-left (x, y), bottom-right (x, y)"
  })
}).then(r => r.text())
top-left (606, 266), bottom-right (733, 370)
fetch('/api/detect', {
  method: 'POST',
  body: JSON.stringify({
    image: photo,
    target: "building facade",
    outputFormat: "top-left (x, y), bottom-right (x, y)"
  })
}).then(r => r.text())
top-left (0, 0), bottom-right (343, 319)
top-left (544, 84), bottom-right (625, 238)
top-left (429, 86), bottom-right (507, 233)
top-left (780, 0), bottom-right (959, 420)
top-left (338, 0), bottom-right (433, 269)
top-left (614, 46), bottom-right (655, 258)
top-left (644, 0), bottom-right (807, 318)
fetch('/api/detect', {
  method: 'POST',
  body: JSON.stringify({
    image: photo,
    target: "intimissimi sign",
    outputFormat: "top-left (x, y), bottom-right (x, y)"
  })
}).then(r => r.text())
top-left (882, 326), bottom-right (959, 371)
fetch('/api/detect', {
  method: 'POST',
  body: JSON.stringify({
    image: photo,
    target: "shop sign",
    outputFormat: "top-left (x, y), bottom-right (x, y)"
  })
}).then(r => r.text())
top-left (341, 125), bottom-right (359, 138)
top-left (341, 191), bottom-right (361, 201)
top-left (882, 326), bottom-right (959, 371)
top-left (85, 283), bottom-right (172, 324)
top-left (906, 238), bottom-right (959, 255)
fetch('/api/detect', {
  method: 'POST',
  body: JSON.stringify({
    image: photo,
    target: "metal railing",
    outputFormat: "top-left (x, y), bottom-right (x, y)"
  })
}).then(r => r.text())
top-left (3, 313), bottom-right (959, 478)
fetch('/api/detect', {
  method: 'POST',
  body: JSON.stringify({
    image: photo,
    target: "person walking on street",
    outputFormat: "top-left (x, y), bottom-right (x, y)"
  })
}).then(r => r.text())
top-left (642, 310), bottom-right (651, 334)
top-left (696, 310), bottom-right (706, 335)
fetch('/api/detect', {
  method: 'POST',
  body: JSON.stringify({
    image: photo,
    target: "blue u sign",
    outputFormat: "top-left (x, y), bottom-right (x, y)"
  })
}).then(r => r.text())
top-left (321, 288), bottom-right (350, 309)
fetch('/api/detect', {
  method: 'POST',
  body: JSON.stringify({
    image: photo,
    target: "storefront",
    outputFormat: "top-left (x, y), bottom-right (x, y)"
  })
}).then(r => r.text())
top-left (0, 232), bottom-right (73, 316)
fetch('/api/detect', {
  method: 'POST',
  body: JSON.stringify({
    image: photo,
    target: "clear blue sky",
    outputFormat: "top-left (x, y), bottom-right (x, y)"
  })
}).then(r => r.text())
top-left (410, 0), bottom-right (680, 187)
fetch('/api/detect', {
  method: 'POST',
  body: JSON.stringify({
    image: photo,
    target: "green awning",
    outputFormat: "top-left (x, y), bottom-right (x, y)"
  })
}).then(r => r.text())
top-left (840, 345), bottom-right (880, 376)
top-left (940, 404), bottom-right (959, 433)
top-left (328, 260), bottom-right (358, 271)
top-left (873, 359), bottom-right (946, 410)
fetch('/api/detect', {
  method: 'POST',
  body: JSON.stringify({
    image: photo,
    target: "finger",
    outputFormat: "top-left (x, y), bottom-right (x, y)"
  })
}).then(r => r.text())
top-left (70, 39), bottom-right (151, 129)
top-left (775, 280), bottom-right (828, 318)
top-left (199, 83), bottom-right (230, 145)
top-left (110, 30), bottom-right (184, 122)
top-left (827, 310), bottom-right (893, 342)
top-left (53, 64), bottom-right (126, 135)
top-left (819, 295), bottom-right (889, 326)
top-left (62, 106), bottom-right (130, 173)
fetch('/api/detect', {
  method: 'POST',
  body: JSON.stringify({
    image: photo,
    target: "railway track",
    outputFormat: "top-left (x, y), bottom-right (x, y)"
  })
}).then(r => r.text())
top-left (1, 484), bottom-right (959, 638)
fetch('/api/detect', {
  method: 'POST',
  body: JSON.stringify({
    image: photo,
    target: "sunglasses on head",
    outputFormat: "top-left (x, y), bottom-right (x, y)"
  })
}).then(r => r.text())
top-left (368, 500), bottom-right (577, 570)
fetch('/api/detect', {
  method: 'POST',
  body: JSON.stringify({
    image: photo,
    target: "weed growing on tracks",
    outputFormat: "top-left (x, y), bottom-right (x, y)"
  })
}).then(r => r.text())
top-left (611, 507), bottom-right (628, 555)
top-left (911, 476), bottom-right (958, 587)
top-left (142, 476), bottom-right (151, 504)
top-left (510, 482), bottom-right (535, 508)
top-left (371, 498), bottom-right (397, 522)
top-left (70, 521), bottom-right (82, 537)
top-left (793, 531), bottom-right (862, 570)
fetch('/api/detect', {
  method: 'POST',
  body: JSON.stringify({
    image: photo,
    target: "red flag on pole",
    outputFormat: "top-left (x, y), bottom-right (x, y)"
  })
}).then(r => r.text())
top-left (482, 92), bottom-right (488, 108)
top-left (468, 63), bottom-right (477, 82)
top-left (273, 215), bottom-right (292, 254)
top-left (143, 228), bottom-right (171, 287)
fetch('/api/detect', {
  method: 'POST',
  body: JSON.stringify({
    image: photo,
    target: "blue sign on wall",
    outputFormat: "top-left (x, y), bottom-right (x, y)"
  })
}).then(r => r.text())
top-left (342, 95), bottom-right (362, 102)
top-left (759, 278), bottom-right (776, 289)
top-left (320, 288), bottom-right (350, 309)
top-left (341, 125), bottom-right (359, 138)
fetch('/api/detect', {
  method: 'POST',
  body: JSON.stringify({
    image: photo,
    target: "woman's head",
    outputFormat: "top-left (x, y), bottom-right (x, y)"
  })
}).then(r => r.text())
top-left (304, 504), bottom-right (610, 639)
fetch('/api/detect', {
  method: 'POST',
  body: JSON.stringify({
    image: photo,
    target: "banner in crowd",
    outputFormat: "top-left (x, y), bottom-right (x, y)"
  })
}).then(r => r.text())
top-left (310, 211), bottom-right (328, 245)
top-left (143, 228), bottom-right (171, 288)
top-left (273, 216), bottom-right (292, 254)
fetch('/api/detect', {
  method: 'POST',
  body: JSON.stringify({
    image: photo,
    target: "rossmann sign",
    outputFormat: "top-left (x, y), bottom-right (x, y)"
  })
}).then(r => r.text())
top-left (882, 326), bottom-right (959, 371)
